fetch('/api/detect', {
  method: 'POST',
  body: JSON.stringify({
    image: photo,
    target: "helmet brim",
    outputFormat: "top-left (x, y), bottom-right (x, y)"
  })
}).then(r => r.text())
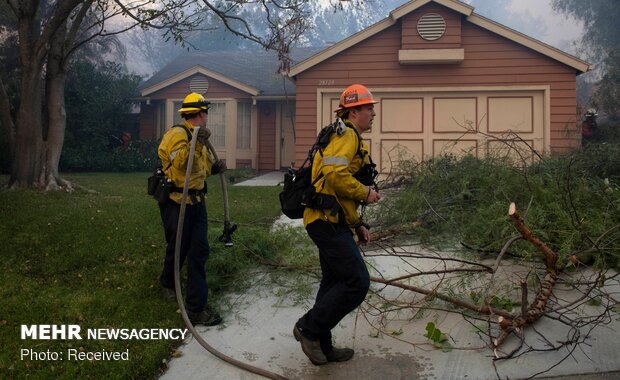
top-left (334, 100), bottom-right (378, 112)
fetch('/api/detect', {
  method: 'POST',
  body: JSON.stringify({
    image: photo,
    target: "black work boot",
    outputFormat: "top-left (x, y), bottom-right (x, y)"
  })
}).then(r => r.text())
top-left (324, 347), bottom-right (354, 362)
top-left (187, 306), bottom-right (222, 326)
top-left (293, 324), bottom-right (327, 365)
top-left (161, 286), bottom-right (176, 301)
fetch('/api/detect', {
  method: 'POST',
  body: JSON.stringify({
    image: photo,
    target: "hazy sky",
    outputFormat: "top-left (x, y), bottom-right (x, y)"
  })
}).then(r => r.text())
top-left (129, 0), bottom-right (587, 76)
top-left (379, 0), bottom-right (585, 55)
top-left (449, 0), bottom-right (583, 54)
top-left (501, 0), bottom-right (584, 52)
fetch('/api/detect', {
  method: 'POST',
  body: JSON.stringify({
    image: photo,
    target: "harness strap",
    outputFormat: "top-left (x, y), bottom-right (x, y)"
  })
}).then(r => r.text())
top-left (162, 124), bottom-right (194, 173)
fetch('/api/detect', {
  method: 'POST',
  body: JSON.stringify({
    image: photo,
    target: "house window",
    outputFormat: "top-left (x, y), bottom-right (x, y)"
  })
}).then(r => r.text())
top-left (207, 102), bottom-right (226, 148)
top-left (172, 101), bottom-right (226, 148)
top-left (237, 102), bottom-right (251, 149)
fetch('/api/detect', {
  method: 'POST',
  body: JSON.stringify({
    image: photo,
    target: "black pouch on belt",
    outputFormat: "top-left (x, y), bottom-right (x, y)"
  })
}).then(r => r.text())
top-left (148, 164), bottom-right (174, 204)
top-left (153, 177), bottom-right (173, 204)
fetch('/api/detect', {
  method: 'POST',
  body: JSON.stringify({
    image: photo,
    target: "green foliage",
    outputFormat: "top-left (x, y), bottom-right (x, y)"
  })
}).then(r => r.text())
top-left (551, 0), bottom-right (620, 58)
top-left (61, 139), bottom-right (160, 172)
top-left (551, 0), bottom-right (620, 119)
top-left (61, 60), bottom-right (144, 171)
top-left (0, 173), bottom-right (310, 378)
top-left (590, 58), bottom-right (620, 120)
top-left (424, 322), bottom-right (452, 351)
top-left (470, 292), bottom-right (519, 312)
top-left (377, 148), bottom-right (620, 268)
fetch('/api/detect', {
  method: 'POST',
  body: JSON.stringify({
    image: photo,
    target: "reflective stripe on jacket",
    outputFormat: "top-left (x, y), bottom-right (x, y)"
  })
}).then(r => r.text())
top-left (157, 121), bottom-right (215, 204)
top-left (303, 120), bottom-right (372, 227)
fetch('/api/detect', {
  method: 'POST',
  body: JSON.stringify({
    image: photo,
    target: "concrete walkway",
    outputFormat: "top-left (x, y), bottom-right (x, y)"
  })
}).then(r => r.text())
top-left (160, 172), bottom-right (620, 379)
top-left (234, 171), bottom-right (285, 187)
top-left (161, 248), bottom-right (620, 379)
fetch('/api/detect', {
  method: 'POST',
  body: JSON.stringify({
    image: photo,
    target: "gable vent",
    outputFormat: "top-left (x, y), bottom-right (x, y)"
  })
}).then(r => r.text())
top-left (417, 13), bottom-right (446, 41)
top-left (189, 76), bottom-right (209, 94)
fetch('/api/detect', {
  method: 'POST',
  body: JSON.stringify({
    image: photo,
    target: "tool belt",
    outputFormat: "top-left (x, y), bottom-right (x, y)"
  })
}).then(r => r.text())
top-left (149, 167), bottom-right (207, 204)
top-left (171, 187), bottom-right (206, 204)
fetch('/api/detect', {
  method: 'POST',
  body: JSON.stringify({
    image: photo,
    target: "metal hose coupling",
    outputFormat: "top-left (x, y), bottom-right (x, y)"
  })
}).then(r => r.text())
top-left (218, 221), bottom-right (237, 247)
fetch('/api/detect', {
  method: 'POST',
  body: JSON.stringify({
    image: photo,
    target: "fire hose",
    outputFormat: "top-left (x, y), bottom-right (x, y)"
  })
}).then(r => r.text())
top-left (173, 126), bottom-right (288, 380)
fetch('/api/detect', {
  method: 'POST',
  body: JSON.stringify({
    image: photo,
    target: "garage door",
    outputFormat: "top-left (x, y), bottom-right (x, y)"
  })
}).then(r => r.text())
top-left (320, 87), bottom-right (549, 173)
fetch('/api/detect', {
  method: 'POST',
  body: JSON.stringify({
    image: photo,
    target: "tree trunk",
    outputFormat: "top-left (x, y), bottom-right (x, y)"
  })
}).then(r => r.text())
top-left (7, 0), bottom-right (85, 190)
top-left (9, 10), bottom-right (74, 191)
top-left (9, 62), bottom-right (69, 190)
top-left (9, 2), bottom-right (45, 189)
top-left (42, 20), bottom-right (71, 191)
top-left (43, 72), bottom-right (69, 190)
top-left (0, 77), bottom-right (15, 164)
top-left (9, 69), bottom-right (44, 189)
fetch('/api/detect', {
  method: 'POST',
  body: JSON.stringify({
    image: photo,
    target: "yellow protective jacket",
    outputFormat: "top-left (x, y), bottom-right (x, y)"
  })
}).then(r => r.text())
top-left (303, 120), bottom-right (372, 228)
top-left (157, 121), bottom-right (215, 204)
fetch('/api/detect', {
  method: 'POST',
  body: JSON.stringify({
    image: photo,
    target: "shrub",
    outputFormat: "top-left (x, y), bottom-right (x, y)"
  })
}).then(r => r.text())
top-left (60, 139), bottom-right (159, 172)
top-left (376, 146), bottom-right (620, 268)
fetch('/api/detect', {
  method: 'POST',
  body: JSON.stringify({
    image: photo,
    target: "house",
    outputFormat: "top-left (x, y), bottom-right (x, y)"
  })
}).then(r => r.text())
top-left (137, 0), bottom-right (590, 172)
top-left (137, 49), bottom-right (317, 170)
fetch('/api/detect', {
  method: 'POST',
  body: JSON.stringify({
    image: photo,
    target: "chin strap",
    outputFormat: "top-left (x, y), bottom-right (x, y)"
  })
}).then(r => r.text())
top-left (174, 126), bottom-right (287, 380)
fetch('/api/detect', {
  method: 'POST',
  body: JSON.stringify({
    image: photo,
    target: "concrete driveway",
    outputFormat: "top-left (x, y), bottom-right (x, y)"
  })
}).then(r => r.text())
top-left (160, 240), bottom-right (620, 380)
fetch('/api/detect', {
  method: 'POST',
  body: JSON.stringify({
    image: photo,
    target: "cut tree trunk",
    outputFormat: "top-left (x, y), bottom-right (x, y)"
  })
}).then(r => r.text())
top-left (493, 202), bottom-right (560, 348)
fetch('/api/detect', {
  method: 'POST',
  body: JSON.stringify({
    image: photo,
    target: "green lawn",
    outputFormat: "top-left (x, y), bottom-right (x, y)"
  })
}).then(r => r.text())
top-left (0, 172), bottom-right (289, 379)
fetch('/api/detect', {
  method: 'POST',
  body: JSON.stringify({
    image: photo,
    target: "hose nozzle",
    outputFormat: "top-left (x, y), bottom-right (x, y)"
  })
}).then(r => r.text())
top-left (218, 221), bottom-right (238, 247)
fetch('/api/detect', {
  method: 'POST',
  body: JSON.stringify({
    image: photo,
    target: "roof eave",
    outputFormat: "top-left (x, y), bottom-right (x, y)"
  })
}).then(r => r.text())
top-left (467, 14), bottom-right (591, 74)
top-left (390, 0), bottom-right (472, 20)
top-left (289, 17), bottom-right (395, 77)
top-left (289, 0), bottom-right (474, 77)
top-left (289, 0), bottom-right (590, 77)
top-left (140, 66), bottom-right (260, 97)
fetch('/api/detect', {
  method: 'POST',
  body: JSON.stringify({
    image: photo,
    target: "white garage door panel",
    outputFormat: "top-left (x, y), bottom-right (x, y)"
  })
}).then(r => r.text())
top-left (380, 139), bottom-right (424, 173)
top-left (319, 87), bottom-right (547, 174)
top-left (487, 140), bottom-right (536, 164)
top-left (381, 98), bottom-right (423, 133)
top-left (488, 96), bottom-right (534, 133)
top-left (433, 139), bottom-right (478, 157)
top-left (433, 97), bottom-right (478, 133)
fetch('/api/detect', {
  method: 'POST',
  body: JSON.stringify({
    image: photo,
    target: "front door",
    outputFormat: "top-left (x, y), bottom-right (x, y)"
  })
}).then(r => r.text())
top-left (280, 101), bottom-right (296, 169)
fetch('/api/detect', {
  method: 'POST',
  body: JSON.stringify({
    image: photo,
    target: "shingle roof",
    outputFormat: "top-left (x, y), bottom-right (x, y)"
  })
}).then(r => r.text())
top-left (139, 47), bottom-right (321, 97)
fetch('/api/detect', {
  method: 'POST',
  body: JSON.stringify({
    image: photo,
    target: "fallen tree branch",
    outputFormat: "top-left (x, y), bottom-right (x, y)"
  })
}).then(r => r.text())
top-left (369, 275), bottom-right (513, 319)
top-left (368, 221), bottom-right (423, 241)
top-left (493, 202), bottom-right (561, 349)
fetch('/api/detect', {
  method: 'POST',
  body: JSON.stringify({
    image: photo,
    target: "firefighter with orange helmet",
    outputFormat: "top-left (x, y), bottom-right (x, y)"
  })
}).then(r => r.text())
top-left (294, 84), bottom-right (381, 365)
top-left (157, 92), bottom-right (225, 326)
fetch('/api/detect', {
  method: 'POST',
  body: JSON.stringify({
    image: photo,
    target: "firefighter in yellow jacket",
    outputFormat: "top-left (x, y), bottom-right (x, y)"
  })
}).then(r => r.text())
top-left (157, 92), bottom-right (225, 326)
top-left (294, 84), bottom-right (381, 365)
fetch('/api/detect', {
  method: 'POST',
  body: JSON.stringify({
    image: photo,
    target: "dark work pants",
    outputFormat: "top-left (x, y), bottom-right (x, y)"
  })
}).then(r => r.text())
top-left (297, 219), bottom-right (370, 353)
top-left (159, 199), bottom-right (210, 313)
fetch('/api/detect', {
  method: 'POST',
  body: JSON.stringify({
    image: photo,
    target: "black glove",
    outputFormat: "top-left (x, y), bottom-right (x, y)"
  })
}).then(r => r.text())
top-left (211, 159), bottom-right (227, 174)
top-left (197, 127), bottom-right (211, 145)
